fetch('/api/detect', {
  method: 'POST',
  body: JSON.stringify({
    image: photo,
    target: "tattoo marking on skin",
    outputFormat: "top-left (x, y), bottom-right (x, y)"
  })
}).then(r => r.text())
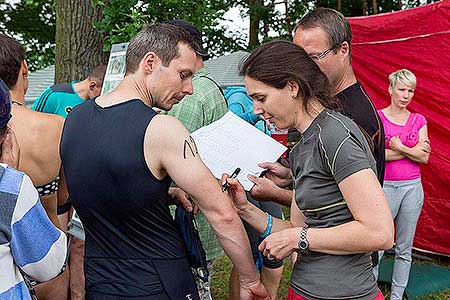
top-left (183, 136), bottom-right (199, 159)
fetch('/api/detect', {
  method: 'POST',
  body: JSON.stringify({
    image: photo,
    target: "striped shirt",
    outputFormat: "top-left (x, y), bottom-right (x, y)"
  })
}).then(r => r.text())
top-left (0, 164), bottom-right (67, 300)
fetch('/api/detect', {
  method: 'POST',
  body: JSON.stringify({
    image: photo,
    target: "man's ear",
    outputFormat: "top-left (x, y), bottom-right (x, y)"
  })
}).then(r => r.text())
top-left (339, 41), bottom-right (350, 60)
top-left (142, 51), bottom-right (158, 74)
top-left (22, 60), bottom-right (29, 79)
top-left (89, 80), bottom-right (97, 91)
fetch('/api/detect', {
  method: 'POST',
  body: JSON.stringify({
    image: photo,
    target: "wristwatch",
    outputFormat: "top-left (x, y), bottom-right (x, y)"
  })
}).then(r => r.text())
top-left (297, 226), bottom-right (309, 255)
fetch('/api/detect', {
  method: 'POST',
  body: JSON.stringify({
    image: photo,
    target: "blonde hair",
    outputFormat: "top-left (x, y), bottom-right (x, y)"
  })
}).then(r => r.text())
top-left (389, 69), bottom-right (416, 89)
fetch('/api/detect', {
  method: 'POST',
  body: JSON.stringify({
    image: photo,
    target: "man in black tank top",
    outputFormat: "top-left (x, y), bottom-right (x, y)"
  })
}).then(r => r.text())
top-left (61, 23), bottom-right (269, 300)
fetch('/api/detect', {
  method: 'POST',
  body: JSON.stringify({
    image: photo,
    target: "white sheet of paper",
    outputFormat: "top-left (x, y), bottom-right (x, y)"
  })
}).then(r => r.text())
top-left (191, 111), bottom-right (287, 191)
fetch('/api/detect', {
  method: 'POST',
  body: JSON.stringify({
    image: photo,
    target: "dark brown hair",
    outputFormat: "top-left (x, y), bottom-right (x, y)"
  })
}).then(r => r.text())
top-left (0, 34), bottom-right (26, 89)
top-left (88, 64), bottom-right (107, 84)
top-left (125, 23), bottom-right (193, 75)
top-left (240, 40), bottom-right (338, 114)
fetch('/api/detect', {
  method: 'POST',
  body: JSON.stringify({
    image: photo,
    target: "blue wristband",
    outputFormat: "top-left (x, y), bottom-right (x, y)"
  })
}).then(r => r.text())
top-left (260, 214), bottom-right (273, 239)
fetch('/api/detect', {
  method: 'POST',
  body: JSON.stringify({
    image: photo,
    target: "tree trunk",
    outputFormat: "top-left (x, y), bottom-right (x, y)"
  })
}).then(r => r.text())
top-left (362, 0), bottom-right (368, 15)
top-left (249, 0), bottom-right (263, 48)
top-left (55, 0), bottom-right (108, 83)
top-left (337, 0), bottom-right (342, 12)
top-left (372, 0), bottom-right (378, 14)
top-left (398, 0), bottom-right (402, 10)
top-left (284, 0), bottom-right (292, 33)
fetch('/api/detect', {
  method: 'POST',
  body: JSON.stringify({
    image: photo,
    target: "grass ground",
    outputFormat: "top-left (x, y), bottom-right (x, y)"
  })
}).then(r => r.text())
top-left (210, 253), bottom-right (450, 300)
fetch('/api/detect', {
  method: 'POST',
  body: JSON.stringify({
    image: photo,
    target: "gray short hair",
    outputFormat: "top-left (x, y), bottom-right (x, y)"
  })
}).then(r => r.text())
top-left (125, 23), bottom-right (193, 75)
top-left (295, 8), bottom-right (352, 57)
top-left (389, 69), bottom-right (416, 89)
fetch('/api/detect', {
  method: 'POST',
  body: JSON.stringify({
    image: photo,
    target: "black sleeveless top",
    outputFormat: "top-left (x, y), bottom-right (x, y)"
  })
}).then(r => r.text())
top-left (61, 99), bottom-right (196, 298)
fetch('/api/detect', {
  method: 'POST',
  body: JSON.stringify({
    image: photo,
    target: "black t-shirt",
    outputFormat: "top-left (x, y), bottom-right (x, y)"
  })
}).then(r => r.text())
top-left (336, 81), bottom-right (385, 184)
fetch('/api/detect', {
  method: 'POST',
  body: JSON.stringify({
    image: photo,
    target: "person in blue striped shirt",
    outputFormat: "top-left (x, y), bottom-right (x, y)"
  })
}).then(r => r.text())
top-left (0, 80), bottom-right (67, 300)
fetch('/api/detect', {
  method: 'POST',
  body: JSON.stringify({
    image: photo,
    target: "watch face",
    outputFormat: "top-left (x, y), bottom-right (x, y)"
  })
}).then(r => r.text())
top-left (299, 241), bottom-right (308, 250)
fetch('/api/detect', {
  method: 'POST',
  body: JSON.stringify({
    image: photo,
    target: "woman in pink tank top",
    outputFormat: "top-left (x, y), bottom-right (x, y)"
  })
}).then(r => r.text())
top-left (374, 69), bottom-right (430, 300)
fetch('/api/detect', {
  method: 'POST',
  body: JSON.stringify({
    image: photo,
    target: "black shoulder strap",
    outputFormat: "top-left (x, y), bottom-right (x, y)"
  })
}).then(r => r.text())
top-left (199, 75), bottom-right (227, 106)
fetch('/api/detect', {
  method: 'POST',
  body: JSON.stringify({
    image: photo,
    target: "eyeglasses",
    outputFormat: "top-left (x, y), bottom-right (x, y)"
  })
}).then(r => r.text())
top-left (308, 43), bottom-right (341, 61)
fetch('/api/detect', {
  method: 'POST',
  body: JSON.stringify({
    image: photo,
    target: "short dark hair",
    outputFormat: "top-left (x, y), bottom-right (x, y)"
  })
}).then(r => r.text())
top-left (295, 8), bottom-right (352, 58)
top-left (125, 23), bottom-right (193, 75)
top-left (0, 34), bottom-right (26, 89)
top-left (88, 64), bottom-right (107, 84)
top-left (240, 40), bottom-right (338, 115)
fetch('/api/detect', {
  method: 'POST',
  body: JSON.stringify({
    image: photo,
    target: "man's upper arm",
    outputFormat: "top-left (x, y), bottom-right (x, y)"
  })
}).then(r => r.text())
top-left (144, 115), bottom-right (229, 212)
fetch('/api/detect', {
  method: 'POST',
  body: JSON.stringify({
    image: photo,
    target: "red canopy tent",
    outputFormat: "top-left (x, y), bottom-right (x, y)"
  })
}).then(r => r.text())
top-left (348, 1), bottom-right (450, 255)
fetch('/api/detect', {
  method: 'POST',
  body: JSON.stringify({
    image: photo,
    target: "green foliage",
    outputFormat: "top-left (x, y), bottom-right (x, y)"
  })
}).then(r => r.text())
top-left (92, 0), bottom-right (246, 57)
top-left (0, 0), bottom-right (55, 71)
top-left (0, 0), bottom-right (432, 70)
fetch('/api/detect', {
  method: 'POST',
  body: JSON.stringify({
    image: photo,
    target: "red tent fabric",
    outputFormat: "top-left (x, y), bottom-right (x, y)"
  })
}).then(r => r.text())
top-left (349, 1), bottom-right (450, 255)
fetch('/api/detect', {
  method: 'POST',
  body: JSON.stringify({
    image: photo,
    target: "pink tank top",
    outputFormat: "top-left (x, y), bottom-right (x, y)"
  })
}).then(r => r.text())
top-left (378, 110), bottom-right (427, 181)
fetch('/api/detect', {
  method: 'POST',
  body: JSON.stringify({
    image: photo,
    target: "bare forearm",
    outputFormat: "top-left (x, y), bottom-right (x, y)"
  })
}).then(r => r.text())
top-left (385, 149), bottom-right (405, 161)
top-left (41, 194), bottom-right (62, 229)
top-left (208, 213), bottom-right (260, 285)
top-left (238, 202), bottom-right (292, 234)
top-left (275, 188), bottom-right (293, 206)
top-left (307, 220), bottom-right (393, 255)
top-left (399, 145), bottom-right (429, 164)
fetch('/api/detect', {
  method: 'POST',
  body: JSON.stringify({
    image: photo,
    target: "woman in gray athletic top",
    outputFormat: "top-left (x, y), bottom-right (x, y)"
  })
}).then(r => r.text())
top-left (223, 41), bottom-right (394, 300)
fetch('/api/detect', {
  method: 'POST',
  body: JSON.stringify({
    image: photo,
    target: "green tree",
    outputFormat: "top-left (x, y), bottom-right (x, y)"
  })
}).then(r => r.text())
top-left (93, 0), bottom-right (246, 57)
top-left (0, 0), bottom-right (55, 71)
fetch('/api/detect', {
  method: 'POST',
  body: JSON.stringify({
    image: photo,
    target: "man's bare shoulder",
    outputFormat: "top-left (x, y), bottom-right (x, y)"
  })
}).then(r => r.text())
top-left (148, 114), bottom-right (190, 138)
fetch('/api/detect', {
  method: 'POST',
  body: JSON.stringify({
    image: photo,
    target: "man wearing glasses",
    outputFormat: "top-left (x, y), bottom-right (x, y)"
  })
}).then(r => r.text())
top-left (293, 8), bottom-right (385, 188)
top-left (249, 8), bottom-right (386, 266)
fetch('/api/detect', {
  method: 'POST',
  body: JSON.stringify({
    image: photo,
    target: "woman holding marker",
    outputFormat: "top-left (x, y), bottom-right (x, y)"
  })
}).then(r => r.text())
top-left (222, 41), bottom-right (394, 300)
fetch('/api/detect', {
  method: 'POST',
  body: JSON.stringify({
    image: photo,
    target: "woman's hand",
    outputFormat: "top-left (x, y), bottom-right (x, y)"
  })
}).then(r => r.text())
top-left (258, 227), bottom-right (300, 261)
top-left (258, 162), bottom-right (292, 187)
top-left (221, 173), bottom-right (250, 214)
top-left (389, 136), bottom-right (404, 152)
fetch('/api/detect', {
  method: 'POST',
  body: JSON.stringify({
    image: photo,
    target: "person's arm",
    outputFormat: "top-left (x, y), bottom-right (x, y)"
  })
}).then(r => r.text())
top-left (390, 125), bottom-right (430, 164)
top-left (255, 168), bottom-right (394, 260)
top-left (145, 115), bottom-right (268, 300)
top-left (304, 168), bottom-right (393, 255)
top-left (385, 149), bottom-right (405, 161)
top-left (10, 173), bottom-right (67, 282)
top-left (223, 175), bottom-right (297, 235)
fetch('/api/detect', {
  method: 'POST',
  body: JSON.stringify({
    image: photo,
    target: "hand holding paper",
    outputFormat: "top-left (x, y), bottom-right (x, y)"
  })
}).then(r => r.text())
top-left (191, 112), bottom-right (287, 190)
